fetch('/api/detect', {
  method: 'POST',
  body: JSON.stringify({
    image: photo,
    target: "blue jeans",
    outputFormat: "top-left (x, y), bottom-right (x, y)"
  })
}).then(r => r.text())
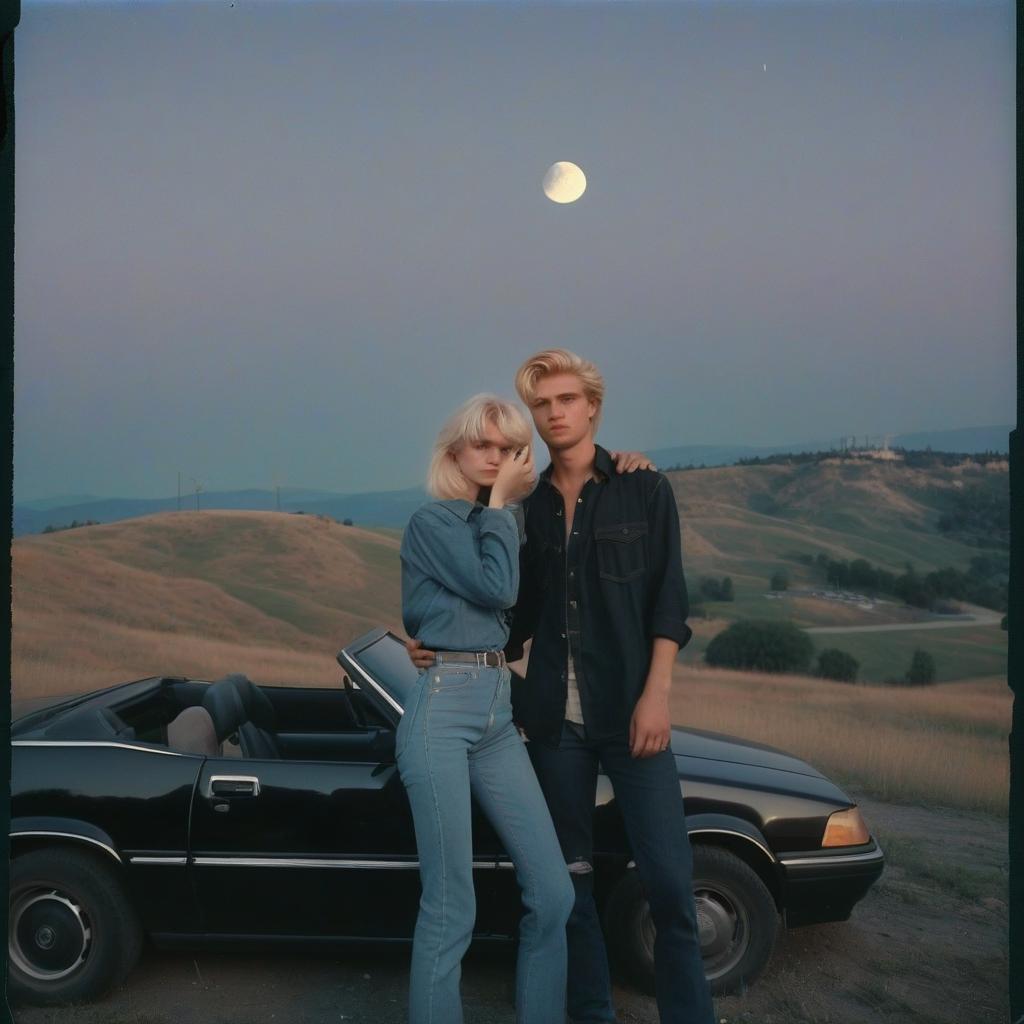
top-left (396, 664), bottom-right (574, 1024)
top-left (528, 721), bottom-right (715, 1024)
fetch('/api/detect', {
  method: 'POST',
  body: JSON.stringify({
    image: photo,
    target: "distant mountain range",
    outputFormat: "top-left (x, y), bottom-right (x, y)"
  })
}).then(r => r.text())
top-left (646, 424), bottom-right (1012, 470)
top-left (13, 487), bottom-right (428, 537)
top-left (13, 424), bottom-right (1012, 536)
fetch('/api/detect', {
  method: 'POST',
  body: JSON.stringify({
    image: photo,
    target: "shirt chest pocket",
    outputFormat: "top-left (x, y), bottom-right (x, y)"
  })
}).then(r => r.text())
top-left (594, 521), bottom-right (648, 582)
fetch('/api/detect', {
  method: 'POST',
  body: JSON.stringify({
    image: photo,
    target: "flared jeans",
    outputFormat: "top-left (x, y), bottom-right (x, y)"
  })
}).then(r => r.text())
top-left (396, 664), bottom-right (574, 1024)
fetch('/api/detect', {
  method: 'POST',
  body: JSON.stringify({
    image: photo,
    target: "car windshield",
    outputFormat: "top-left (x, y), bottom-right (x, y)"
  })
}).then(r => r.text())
top-left (345, 631), bottom-right (421, 711)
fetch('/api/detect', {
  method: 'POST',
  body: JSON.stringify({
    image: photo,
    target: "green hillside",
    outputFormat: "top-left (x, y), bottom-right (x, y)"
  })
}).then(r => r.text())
top-left (669, 456), bottom-right (1008, 683)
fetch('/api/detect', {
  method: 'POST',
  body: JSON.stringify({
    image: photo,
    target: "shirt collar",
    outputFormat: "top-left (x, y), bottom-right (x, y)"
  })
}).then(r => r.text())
top-left (436, 499), bottom-right (479, 521)
top-left (539, 444), bottom-right (613, 487)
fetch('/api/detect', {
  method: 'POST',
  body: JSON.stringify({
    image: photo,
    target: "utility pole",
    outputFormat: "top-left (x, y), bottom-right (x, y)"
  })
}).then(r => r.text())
top-left (191, 478), bottom-right (203, 511)
top-left (177, 472), bottom-right (181, 512)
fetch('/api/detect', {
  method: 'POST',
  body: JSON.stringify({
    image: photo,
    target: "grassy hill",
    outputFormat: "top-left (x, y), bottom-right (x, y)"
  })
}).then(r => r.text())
top-left (12, 510), bottom-right (404, 699)
top-left (11, 458), bottom-right (1008, 700)
top-left (668, 456), bottom-right (1008, 683)
top-left (668, 456), bottom-right (1008, 579)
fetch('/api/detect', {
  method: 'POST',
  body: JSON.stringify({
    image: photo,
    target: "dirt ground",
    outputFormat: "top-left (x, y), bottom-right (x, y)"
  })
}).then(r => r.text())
top-left (9, 788), bottom-right (1008, 1024)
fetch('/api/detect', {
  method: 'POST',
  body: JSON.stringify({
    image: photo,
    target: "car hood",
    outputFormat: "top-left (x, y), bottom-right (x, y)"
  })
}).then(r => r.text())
top-left (670, 726), bottom-right (826, 779)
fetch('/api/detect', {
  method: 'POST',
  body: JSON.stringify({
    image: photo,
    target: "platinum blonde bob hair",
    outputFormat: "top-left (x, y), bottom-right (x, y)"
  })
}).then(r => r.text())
top-left (427, 393), bottom-right (533, 500)
top-left (514, 348), bottom-right (605, 433)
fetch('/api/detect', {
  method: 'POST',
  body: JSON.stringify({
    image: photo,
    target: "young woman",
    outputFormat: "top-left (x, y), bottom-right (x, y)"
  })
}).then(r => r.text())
top-left (396, 394), bottom-right (574, 1024)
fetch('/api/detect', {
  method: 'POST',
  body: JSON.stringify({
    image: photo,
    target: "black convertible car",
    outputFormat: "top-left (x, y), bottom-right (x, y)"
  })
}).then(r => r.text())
top-left (10, 628), bottom-right (884, 1005)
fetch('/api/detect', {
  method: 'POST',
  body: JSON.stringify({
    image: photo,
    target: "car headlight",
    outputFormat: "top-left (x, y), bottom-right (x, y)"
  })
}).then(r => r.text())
top-left (821, 806), bottom-right (871, 847)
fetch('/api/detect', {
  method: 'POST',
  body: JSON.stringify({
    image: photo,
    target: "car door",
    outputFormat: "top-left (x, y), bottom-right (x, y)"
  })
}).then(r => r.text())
top-left (189, 753), bottom-right (424, 938)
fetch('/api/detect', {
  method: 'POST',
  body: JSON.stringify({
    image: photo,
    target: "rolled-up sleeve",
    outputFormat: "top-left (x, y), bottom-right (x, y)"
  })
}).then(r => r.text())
top-left (646, 475), bottom-right (693, 649)
top-left (402, 505), bottom-right (520, 610)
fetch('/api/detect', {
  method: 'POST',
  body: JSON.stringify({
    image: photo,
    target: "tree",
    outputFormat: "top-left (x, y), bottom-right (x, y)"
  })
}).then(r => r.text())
top-left (704, 620), bottom-right (813, 674)
top-left (904, 649), bottom-right (936, 686)
top-left (342, 518), bottom-right (354, 526)
top-left (816, 648), bottom-right (859, 683)
top-left (769, 569), bottom-right (789, 592)
top-left (720, 577), bottom-right (734, 602)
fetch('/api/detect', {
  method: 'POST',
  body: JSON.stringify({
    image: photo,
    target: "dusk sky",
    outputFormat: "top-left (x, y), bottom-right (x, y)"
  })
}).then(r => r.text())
top-left (14, 0), bottom-right (1015, 501)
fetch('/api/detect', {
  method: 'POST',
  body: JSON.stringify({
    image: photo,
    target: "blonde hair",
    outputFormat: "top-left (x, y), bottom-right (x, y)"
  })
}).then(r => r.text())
top-left (514, 348), bottom-right (605, 432)
top-left (426, 394), bottom-right (533, 500)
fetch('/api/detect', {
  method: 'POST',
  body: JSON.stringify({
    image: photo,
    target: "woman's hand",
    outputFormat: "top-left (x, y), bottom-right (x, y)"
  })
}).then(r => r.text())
top-left (490, 445), bottom-right (535, 507)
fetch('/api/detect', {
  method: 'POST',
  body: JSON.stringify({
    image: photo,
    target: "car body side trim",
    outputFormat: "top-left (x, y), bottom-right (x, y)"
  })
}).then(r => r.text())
top-left (191, 857), bottom-right (501, 869)
top-left (129, 856), bottom-right (188, 865)
top-left (342, 658), bottom-right (404, 716)
top-left (10, 830), bottom-right (122, 863)
top-left (689, 827), bottom-right (777, 863)
top-left (778, 845), bottom-right (884, 868)
top-left (623, 827), bottom-right (778, 871)
top-left (13, 740), bottom-right (187, 757)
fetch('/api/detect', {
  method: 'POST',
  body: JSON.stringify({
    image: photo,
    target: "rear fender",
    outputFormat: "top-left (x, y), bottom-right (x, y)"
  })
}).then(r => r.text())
top-left (10, 816), bottom-right (122, 865)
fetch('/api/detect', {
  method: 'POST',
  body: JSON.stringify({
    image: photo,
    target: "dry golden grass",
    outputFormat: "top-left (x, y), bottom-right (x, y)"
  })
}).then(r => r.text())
top-left (12, 511), bottom-right (403, 699)
top-left (671, 664), bottom-right (1011, 816)
top-left (13, 508), bottom-right (1009, 818)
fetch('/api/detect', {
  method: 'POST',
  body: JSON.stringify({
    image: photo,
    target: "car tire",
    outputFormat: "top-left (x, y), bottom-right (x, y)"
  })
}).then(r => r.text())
top-left (604, 844), bottom-right (778, 997)
top-left (8, 846), bottom-right (143, 1005)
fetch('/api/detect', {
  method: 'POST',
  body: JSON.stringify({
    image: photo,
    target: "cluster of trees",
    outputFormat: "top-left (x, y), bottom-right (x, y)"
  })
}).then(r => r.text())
top-left (795, 552), bottom-right (1007, 613)
top-left (901, 449), bottom-right (1006, 469)
top-left (733, 449), bottom-right (1007, 469)
top-left (936, 483), bottom-right (1010, 547)
top-left (42, 519), bottom-right (100, 534)
top-left (665, 449), bottom-right (1006, 473)
top-left (698, 576), bottom-right (734, 602)
top-left (705, 620), bottom-right (938, 686)
top-left (705, 620), bottom-right (813, 674)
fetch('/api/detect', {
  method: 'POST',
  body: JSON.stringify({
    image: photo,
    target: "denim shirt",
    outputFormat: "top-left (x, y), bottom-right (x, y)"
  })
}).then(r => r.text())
top-left (401, 499), bottom-right (523, 652)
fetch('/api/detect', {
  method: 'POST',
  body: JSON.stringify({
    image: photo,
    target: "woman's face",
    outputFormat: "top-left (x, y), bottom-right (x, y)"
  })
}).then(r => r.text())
top-left (452, 420), bottom-right (517, 494)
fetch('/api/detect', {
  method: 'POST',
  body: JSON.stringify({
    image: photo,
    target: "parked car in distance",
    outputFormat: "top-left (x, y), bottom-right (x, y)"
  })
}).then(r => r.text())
top-left (10, 628), bottom-right (884, 1005)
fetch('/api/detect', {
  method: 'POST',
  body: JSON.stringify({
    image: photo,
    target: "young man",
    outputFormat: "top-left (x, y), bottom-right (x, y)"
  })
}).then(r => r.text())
top-left (408, 349), bottom-right (713, 1023)
top-left (504, 349), bottom-right (714, 1024)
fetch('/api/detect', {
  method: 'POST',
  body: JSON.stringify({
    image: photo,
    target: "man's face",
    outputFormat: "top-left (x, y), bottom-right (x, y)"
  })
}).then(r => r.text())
top-left (527, 372), bottom-right (597, 450)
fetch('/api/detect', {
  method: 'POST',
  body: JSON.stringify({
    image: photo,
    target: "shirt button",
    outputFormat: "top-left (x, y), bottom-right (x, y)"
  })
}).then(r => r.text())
top-left (570, 600), bottom-right (577, 609)
top-left (569, 571), bottom-right (575, 579)
top-left (561, 633), bottom-right (566, 639)
top-left (577, 498), bottom-right (583, 504)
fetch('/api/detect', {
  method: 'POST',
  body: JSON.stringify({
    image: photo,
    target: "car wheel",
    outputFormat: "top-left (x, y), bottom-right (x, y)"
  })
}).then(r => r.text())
top-left (604, 844), bottom-right (778, 997)
top-left (8, 847), bottom-right (143, 1005)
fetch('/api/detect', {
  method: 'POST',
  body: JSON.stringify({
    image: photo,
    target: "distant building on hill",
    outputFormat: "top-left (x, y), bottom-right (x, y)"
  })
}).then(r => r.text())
top-left (852, 447), bottom-right (903, 462)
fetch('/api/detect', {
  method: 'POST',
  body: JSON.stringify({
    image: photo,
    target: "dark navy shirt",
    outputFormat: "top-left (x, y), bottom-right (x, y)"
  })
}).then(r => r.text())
top-left (506, 445), bottom-right (692, 744)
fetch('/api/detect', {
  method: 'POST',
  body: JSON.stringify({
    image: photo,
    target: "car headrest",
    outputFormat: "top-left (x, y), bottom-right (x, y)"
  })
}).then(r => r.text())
top-left (231, 675), bottom-right (277, 730)
top-left (201, 678), bottom-right (249, 742)
top-left (45, 707), bottom-right (137, 741)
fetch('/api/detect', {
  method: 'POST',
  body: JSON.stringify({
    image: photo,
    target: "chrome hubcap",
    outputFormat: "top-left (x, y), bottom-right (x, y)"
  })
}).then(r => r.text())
top-left (9, 888), bottom-right (92, 982)
top-left (636, 884), bottom-right (750, 982)
top-left (693, 883), bottom-right (749, 980)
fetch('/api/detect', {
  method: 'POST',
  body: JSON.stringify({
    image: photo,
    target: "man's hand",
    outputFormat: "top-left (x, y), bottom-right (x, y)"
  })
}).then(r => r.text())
top-left (609, 450), bottom-right (656, 474)
top-left (405, 636), bottom-right (436, 671)
top-left (628, 688), bottom-right (671, 758)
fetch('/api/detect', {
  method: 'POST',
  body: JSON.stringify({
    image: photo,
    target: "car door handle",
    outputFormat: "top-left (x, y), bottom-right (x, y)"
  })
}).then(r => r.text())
top-left (208, 775), bottom-right (261, 798)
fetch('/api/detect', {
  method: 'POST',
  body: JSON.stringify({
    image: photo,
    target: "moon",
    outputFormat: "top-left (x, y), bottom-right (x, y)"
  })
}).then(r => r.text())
top-left (542, 161), bottom-right (587, 204)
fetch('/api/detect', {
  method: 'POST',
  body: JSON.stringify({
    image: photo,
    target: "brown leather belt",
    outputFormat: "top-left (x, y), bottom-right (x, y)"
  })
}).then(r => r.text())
top-left (434, 650), bottom-right (506, 668)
